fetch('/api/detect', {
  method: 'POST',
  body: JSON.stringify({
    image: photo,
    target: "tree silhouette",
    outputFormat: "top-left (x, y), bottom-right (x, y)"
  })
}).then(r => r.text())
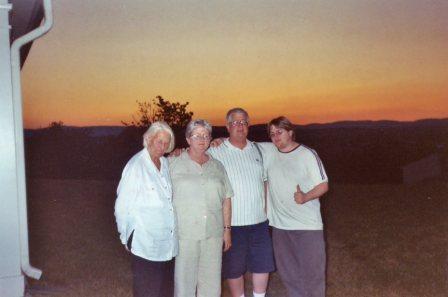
top-left (122, 95), bottom-right (193, 130)
top-left (153, 96), bottom-right (194, 129)
top-left (122, 101), bottom-right (155, 129)
top-left (48, 120), bottom-right (64, 130)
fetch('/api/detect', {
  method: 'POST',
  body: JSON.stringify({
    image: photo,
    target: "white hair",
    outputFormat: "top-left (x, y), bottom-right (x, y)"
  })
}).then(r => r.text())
top-left (142, 121), bottom-right (175, 153)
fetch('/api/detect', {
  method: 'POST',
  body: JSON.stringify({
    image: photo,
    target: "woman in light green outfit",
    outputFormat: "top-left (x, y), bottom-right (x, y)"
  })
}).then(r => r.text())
top-left (169, 119), bottom-right (233, 297)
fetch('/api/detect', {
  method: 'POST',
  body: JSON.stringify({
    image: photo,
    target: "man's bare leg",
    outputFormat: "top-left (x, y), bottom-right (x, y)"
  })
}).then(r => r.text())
top-left (252, 272), bottom-right (269, 295)
top-left (227, 275), bottom-right (245, 297)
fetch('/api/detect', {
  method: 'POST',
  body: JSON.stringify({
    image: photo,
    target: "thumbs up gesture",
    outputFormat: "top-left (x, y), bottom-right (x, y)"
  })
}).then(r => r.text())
top-left (294, 184), bottom-right (306, 204)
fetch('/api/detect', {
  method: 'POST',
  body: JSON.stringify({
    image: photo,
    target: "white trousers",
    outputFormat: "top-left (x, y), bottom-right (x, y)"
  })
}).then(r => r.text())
top-left (174, 237), bottom-right (223, 297)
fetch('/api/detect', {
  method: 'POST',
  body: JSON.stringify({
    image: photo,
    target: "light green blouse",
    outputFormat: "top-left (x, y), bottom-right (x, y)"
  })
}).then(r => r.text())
top-left (169, 151), bottom-right (233, 240)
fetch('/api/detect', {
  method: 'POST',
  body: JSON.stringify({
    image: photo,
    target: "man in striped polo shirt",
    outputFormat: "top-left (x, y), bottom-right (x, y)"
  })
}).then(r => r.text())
top-left (208, 108), bottom-right (275, 297)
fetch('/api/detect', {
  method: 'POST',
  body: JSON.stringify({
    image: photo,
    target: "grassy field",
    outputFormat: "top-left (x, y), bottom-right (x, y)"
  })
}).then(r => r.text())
top-left (26, 179), bottom-right (447, 296)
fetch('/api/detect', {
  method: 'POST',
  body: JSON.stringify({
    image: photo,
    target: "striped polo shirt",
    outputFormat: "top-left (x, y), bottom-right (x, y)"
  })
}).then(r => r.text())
top-left (208, 139), bottom-right (267, 226)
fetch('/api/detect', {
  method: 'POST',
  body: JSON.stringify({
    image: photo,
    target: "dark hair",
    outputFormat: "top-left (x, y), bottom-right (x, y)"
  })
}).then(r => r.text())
top-left (267, 116), bottom-right (296, 140)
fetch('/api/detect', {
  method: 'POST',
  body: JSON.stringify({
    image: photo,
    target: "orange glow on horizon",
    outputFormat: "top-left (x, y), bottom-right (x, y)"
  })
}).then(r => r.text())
top-left (21, 1), bottom-right (448, 129)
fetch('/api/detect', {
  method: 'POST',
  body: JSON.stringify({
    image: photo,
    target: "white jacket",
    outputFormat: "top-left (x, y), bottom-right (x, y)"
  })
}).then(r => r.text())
top-left (115, 149), bottom-right (178, 261)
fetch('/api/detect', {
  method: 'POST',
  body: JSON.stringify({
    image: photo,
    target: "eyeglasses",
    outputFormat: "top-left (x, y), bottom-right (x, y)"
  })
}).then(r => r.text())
top-left (269, 129), bottom-right (285, 138)
top-left (228, 120), bottom-right (249, 127)
top-left (190, 134), bottom-right (211, 141)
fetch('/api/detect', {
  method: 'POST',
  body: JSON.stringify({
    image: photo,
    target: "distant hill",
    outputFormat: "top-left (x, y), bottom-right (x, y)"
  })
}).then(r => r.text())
top-left (25, 125), bottom-right (125, 138)
top-left (247, 118), bottom-right (448, 131)
top-left (300, 118), bottom-right (448, 129)
top-left (24, 118), bottom-right (448, 137)
top-left (24, 118), bottom-right (448, 183)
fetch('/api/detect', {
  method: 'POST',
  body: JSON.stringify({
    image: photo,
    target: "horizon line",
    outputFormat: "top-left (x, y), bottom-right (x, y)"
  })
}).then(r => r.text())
top-left (24, 117), bottom-right (448, 130)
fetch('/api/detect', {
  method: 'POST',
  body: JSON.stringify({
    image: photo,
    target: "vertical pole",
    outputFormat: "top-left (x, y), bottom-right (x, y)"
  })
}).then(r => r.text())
top-left (0, 1), bottom-right (26, 296)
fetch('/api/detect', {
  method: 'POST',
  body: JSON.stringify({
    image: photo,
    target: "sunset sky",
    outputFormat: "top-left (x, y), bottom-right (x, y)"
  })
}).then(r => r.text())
top-left (22, 0), bottom-right (448, 128)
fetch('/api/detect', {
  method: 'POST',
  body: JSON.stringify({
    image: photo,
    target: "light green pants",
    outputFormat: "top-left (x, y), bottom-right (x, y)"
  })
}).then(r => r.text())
top-left (174, 237), bottom-right (223, 297)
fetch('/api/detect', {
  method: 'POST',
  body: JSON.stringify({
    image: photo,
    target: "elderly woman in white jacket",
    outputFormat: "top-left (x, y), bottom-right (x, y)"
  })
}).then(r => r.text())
top-left (115, 121), bottom-right (177, 297)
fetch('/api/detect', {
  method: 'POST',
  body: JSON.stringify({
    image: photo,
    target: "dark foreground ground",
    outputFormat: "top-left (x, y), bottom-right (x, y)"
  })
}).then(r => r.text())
top-left (27, 179), bottom-right (447, 296)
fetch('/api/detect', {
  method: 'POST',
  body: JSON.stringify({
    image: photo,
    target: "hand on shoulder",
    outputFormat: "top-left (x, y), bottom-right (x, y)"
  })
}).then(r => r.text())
top-left (168, 148), bottom-right (184, 157)
top-left (210, 137), bottom-right (225, 147)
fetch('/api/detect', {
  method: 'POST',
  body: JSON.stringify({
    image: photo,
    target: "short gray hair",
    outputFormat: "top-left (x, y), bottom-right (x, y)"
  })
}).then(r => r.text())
top-left (142, 121), bottom-right (175, 153)
top-left (226, 107), bottom-right (249, 123)
top-left (185, 119), bottom-right (212, 138)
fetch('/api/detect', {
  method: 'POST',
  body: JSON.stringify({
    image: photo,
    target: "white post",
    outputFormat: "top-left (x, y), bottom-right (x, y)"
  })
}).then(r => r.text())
top-left (10, 0), bottom-right (53, 280)
top-left (0, 1), bottom-right (26, 296)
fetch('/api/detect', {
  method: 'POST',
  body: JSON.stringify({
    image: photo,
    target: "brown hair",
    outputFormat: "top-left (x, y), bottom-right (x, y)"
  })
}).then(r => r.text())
top-left (267, 116), bottom-right (296, 140)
